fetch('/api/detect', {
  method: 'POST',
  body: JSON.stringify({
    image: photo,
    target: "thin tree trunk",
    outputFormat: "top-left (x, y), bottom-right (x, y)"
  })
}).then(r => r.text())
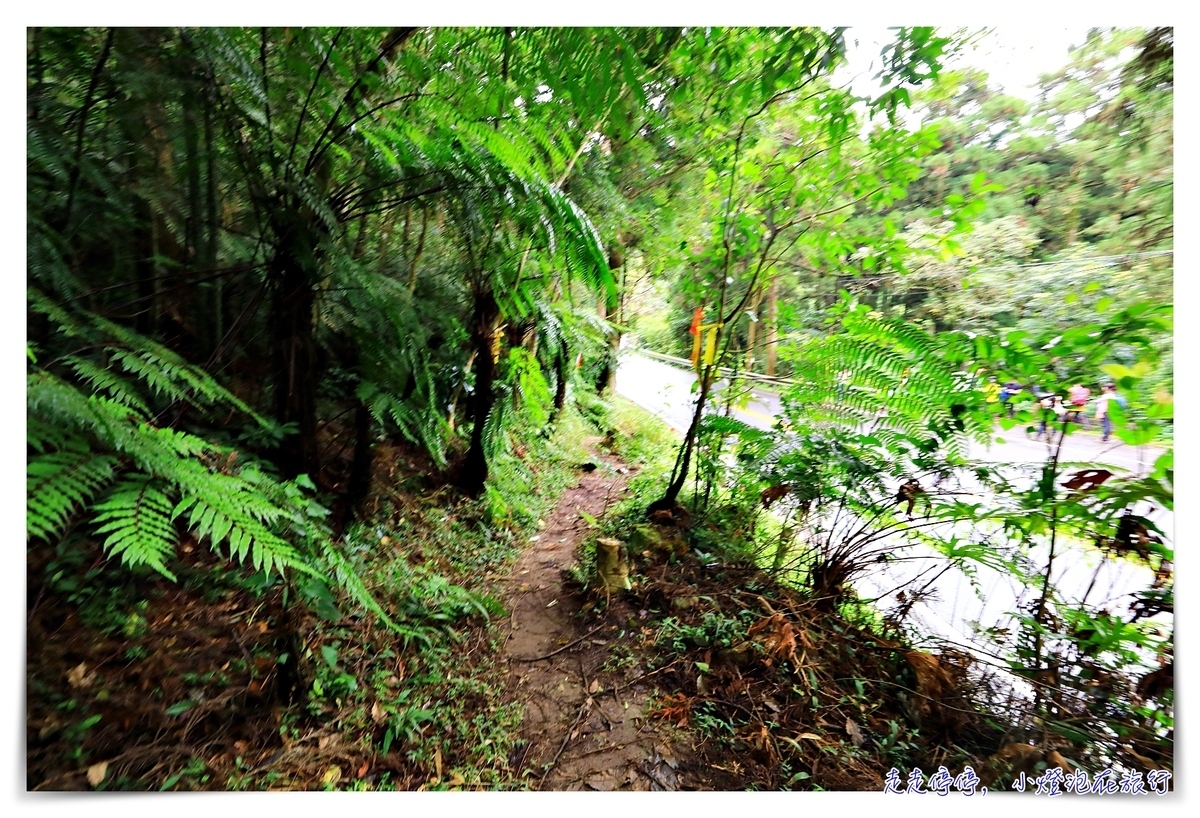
top-left (407, 209), bottom-right (429, 292)
top-left (595, 295), bottom-right (613, 393)
top-left (551, 336), bottom-right (569, 417)
top-left (764, 275), bottom-right (779, 377)
top-left (652, 372), bottom-right (714, 511)
top-left (605, 256), bottom-right (627, 394)
top-left (745, 286), bottom-right (764, 372)
top-left (132, 194), bottom-right (156, 336)
top-left (457, 290), bottom-right (501, 496)
top-left (203, 82), bottom-right (223, 362)
top-left (345, 400), bottom-right (375, 513)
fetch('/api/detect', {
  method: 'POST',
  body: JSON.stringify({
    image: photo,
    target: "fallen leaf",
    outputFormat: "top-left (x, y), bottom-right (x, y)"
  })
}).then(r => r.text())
top-left (371, 701), bottom-right (387, 724)
top-left (434, 747), bottom-right (443, 779)
top-left (905, 651), bottom-right (954, 711)
top-left (588, 679), bottom-right (601, 694)
top-left (86, 761), bottom-right (108, 788)
top-left (447, 771), bottom-right (465, 787)
top-left (748, 613), bottom-right (798, 665)
top-left (67, 663), bottom-right (94, 689)
top-left (545, 599), bottom-right (558, 608)
top-left (321, 766), bottom-right (342, 787)
top-left (1045, 750), bottom-right (1075, 774)
top-left (1124, 745), bottom-right (1160, 770)
top-left (845, 717), bottom-right (866, 748)
top-left (357, 761), bottom-right (370, 778)
top-left (760, 484), bottom-right (792, 509)
top-left (1137, 663), bottom-right (1173, 700)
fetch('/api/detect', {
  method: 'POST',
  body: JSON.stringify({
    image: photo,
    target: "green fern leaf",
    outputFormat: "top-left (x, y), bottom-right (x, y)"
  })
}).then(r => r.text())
top-left (91, 475), bottom-right (179, 580)
top-left (27, 447), bottom-right (120, 542)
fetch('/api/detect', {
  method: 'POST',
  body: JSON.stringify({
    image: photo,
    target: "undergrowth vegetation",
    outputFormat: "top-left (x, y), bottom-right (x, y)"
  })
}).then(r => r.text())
top-left (26, 23), bottom-right (1172, 792)
top-left (27, 394), bottom-right (622, 791)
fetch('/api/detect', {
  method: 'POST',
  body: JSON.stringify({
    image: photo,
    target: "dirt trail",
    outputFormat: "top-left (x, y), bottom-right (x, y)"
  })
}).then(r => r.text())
top-left (499, 448), bottom-right (686, 791)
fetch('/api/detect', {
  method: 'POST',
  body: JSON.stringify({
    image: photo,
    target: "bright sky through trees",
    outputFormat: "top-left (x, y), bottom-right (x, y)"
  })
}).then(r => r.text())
top-left (841, 25), bottom-right (1090, 101)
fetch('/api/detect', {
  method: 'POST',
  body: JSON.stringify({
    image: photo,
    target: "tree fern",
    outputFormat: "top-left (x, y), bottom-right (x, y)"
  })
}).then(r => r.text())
top-left (783, 298), bottom-right (988, 459)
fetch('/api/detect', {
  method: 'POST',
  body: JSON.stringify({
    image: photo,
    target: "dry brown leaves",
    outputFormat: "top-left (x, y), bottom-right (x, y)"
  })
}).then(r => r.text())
top-left (653, 692), bottom-right (692, 728)
top-left (747, 613), bottom-right (813, 667)
top-left (905, 651), bottom-right (954, 704)
top-left (903, 650), bottom-right (972, 735)
top-left (981, 742), bottom-right (1074, 786)
top-left (760, 485), bottom-right (791, 509)
top-left (1136, 662), bottom-right (1173, 701)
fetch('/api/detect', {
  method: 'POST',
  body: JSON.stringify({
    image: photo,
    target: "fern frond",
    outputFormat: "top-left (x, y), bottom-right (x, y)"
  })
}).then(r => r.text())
top-left (27, 416), bottom-right (72, 454)
top-left (171, 464), bottom-right (315, 579)
top-left (63, 356), bottom-right (151, 416)
top-left (27, 447), bottom-right (120, 542)
top-left (314, 536), bottom-right (431, 646)
top-left (92, 475), bottom-right (179, 580)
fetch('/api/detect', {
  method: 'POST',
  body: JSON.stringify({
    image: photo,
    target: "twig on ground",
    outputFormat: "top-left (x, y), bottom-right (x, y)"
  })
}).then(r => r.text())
top-left (538, 695), bottom-right (592, 789)
top-left (512, 625), bottom-right (607, 662)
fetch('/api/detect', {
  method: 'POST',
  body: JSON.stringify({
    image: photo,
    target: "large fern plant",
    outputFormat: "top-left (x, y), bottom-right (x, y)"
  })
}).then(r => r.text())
top-left (782, 296), bottom-right (992, 459)
top-left (28, 289), bottom-right (425, 636)
top-left (27, 288), bottom-right (327, 581)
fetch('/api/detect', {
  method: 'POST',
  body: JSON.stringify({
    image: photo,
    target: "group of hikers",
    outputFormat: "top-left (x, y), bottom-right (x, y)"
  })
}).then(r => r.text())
top-left (983, 376), bottom-right (1126, 443)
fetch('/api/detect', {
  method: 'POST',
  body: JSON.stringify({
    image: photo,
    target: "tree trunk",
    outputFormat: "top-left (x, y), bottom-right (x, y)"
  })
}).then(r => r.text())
top-left (650, 371), bottom-right (713, 512)
top-left (457, 290), bottom-right (500, 496)
top-left (605, 256), bottom-right (627, 394)
top-left (745, 286), bottom-right (764, 372)
top-left (202, 83), bottom-right (223, 362)
top-left (407, 209), bottom-right (429, 292)
top-left (345, 400), bottom-right (375, 514)
top-left (269, 227), bottom-right (322, 480)
top-left (552, 336), bottom-right (569, 416)
top-left (764, 275), bottom-right (779, 377)
top-left (131, 194), bottom-right (157, 336)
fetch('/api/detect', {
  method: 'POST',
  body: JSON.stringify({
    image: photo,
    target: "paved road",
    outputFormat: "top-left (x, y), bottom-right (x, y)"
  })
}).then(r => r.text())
top-left (614, 351), bottom-right (782, 433)
top-left (616, 351), bottom-right (1172, 669)
top-left (616, 351), bottom-right (1165, 474)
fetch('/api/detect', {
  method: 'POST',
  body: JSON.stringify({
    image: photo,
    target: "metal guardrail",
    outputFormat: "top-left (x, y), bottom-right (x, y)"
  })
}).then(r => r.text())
top-left (630, 347), bottom-right (794, 390)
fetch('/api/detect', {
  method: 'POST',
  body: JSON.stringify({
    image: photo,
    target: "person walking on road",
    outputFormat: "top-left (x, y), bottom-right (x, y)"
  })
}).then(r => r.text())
top-left (1000, 380), bottom-right (1021, 418)
top-left (984, 376), bottom-right (1001, 408)
top-left (1095, 382), bottom-right (1125, 443)
top-left (1066, 383), bottom-right (1091, 428)
top-left (1031, 393), bottom-right (1065, 439)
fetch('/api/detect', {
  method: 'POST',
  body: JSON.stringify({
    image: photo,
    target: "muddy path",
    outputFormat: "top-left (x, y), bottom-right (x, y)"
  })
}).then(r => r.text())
top-left (498, 448), bottom-right (688, 791)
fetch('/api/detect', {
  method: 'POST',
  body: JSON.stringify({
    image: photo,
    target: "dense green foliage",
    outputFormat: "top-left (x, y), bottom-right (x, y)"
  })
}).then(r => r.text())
top-left (27, 25), bottom-right (1172, 791)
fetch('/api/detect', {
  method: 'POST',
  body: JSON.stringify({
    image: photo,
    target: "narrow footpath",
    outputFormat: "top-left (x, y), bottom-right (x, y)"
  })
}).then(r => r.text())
top-left (499, 446), bottom-right (688, 791)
